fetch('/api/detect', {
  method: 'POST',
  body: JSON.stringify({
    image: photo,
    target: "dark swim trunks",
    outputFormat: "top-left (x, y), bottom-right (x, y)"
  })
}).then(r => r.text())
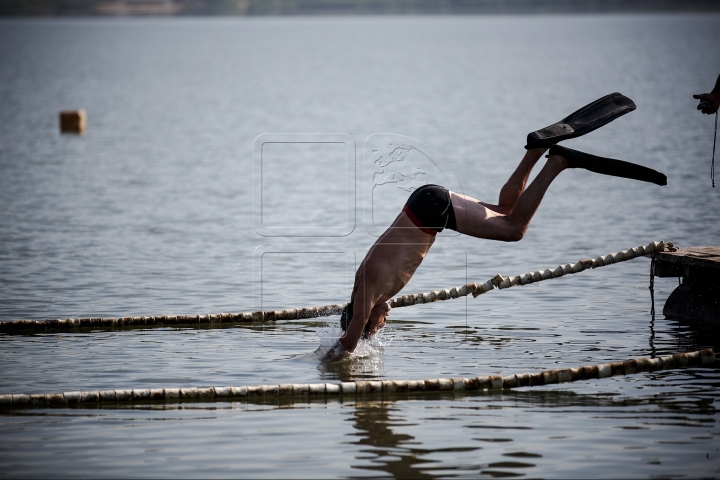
top-left (402, 184), bottom-right (457, 236)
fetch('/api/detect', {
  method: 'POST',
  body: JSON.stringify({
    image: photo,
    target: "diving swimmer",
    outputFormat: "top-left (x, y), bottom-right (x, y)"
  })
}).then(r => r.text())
top-left (323, 93), bottom-right (667, 362)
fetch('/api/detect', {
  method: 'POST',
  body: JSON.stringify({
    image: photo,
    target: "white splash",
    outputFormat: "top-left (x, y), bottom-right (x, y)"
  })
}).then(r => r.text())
top-left (315, 322), bottom-right (398, 374)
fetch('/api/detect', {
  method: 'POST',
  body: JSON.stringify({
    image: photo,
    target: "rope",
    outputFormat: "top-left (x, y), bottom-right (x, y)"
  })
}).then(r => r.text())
top-left (0, 348), bottom-right (713, 409)
top-left (649, 251), bottom-right (657, 320)
top-left (700, 100), bottom-right (718, 187)
top-left (0, 240), bottom-right (666, 334)
top-left (396, 240), bottom-right (665, 305)
top-left (712, 111), bottom-right (717, 188)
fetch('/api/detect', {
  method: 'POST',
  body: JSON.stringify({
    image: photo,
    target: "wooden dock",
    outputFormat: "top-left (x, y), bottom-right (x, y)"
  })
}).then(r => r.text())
top-left (654, 246), bottom-right (720, 321)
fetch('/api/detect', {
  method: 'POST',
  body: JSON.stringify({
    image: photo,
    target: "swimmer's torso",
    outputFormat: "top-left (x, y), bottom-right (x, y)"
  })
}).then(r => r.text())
top-left (351, 212), bottom-right (435, 306)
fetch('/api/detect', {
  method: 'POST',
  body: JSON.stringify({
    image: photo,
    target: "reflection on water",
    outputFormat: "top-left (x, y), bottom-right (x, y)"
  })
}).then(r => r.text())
top-left (2, 379), bottom-right (718, 479)
top-left (346, 380), bottom-right (720, 478)
top-left (652, 316), bottom-right (720, 355)
top-left (349, 401), bottom-right (443, 479)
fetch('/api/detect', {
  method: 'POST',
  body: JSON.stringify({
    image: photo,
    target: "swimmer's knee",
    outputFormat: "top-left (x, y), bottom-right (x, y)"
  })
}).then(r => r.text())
top-left (496, 216), bottom-right (527, 242)
top-left (504, 225), bottom-right (526, 242)
top-left (506, 233), bottom-right (524, 242)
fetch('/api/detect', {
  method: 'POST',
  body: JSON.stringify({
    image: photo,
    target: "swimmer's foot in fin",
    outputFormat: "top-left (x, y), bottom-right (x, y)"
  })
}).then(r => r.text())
top-left (548, 145), bottom-right (667, 186)
top-left (526, 92), bottom-right (636, 149)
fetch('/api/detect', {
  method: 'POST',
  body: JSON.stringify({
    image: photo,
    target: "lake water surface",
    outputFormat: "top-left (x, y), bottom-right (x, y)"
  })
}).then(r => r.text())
top-left (1, 14), bottom-right (719, 478)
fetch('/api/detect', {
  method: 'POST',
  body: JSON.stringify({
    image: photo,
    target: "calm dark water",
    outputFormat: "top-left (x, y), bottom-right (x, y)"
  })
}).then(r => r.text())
top-left (0, 14), bottom-right (719, 478)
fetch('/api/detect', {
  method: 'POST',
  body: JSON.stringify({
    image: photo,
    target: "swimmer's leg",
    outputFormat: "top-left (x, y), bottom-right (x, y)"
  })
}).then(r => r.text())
top-left (452, 155), bottom-right (567, 241)
top-left (487, 147), bottom-right (548, 215)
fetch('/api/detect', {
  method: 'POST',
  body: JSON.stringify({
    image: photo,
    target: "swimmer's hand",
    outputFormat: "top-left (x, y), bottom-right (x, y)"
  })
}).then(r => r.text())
top-left (694, 93), bottom-right (720, 115)
top-left (321, 341), bottom-right (351, 362)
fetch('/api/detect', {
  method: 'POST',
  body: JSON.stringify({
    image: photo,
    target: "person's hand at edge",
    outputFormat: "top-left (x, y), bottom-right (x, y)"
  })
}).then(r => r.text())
top-left (694, 73), bottom-right (720, 115)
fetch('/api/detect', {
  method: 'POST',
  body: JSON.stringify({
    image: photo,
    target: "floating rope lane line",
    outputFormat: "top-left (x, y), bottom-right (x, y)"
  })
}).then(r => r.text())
top-left (0, 241), bottom-right (666, 334)
top-left (389, 240), bottom-right (666, 306)
top-left (0, 348), bottom-right (713, 409)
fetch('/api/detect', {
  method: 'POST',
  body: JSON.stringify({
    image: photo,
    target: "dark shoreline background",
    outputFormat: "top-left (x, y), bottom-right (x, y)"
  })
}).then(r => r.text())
top-left (1, 0), bottom-right (719, 16)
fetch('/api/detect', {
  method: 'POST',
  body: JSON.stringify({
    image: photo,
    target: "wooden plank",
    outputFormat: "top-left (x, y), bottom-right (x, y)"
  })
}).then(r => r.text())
top-left (656, 246), bottom-right (720, 271)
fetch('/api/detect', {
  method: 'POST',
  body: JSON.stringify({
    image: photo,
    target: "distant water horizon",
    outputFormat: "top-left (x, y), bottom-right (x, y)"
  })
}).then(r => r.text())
top-left (2, 0), bottom-right (719, 17)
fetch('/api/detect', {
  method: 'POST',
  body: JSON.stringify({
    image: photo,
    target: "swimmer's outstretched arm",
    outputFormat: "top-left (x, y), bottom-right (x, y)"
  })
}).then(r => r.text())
top-left (321, 292), bottom-right (373, 362)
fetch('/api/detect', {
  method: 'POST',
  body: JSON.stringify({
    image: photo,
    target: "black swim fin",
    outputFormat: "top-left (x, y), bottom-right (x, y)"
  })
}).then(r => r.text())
top-left (526, 92), bottom-right (637, 149)
top-left (548, 145), bottom-right (667, 186)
